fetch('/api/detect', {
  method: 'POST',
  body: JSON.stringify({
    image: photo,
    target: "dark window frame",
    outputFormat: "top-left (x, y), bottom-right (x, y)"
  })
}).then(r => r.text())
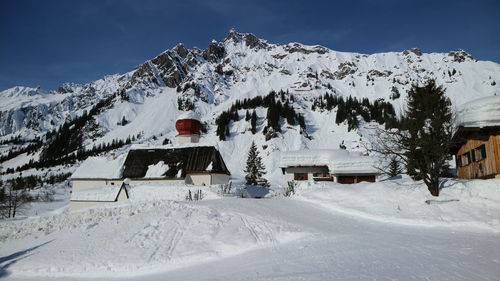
top-left (475, 144), bottom-right (487, 161)
top-left (456, 155), bottom-right (462, 168)
top-left (294, 173), bottom-right (308, 181)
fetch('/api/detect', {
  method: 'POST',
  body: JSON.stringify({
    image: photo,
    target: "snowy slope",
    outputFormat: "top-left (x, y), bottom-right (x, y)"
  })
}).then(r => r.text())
top-left (1, 30), bottom-right (500, 182)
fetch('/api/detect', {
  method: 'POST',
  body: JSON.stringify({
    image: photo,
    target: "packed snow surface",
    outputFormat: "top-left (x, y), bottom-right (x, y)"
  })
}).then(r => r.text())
top-left (459, 95), bottom-right (500, 128)
top-left (144, 161), bottom-right (169, 178)
top-left (296, 176), bottom-right (500, 231)
top-left (0, 199), bottom-right (304, 279)
top-left (1, 178), bottom-right (500, 280)
top-left (71, 154), bottom-right (126, 179)
top-left (127, 183), bottom-right (221, 202)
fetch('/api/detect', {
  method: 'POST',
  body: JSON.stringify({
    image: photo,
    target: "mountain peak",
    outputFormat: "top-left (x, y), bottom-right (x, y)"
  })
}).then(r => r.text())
top-left (223, 29), bottom-right (267, 49)
top-left (0, 86), bottom-right (45, 98)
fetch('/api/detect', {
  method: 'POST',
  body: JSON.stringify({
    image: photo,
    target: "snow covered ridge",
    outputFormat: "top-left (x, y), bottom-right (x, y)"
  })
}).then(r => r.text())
top-left (1, 29), bottom-right (500, 182)
top-left (1, 29), bottom-right (499, 140)
top-left (458, 96), bottom-right (500, 128)
top-left (296, 177), bottom-right (500, 232)
top-left (0, 200), bottom-right (305, 277)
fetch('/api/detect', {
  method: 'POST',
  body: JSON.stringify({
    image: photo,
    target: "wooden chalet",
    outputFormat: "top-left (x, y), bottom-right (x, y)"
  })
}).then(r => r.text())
top-left (451, 96), bottom-right (500, 179)
top-left (451, 126), bottom-right (500, 179)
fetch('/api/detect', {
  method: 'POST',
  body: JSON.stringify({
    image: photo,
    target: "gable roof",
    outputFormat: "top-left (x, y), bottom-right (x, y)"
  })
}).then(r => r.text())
top-left (122, 146), bottom-right (230, 179)
top-left (71, 154), bottom-right (127, 179)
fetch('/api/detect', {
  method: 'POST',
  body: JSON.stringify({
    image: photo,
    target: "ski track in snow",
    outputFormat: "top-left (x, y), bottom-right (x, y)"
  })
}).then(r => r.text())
top-left (0, 195), bottom-right (499, 280)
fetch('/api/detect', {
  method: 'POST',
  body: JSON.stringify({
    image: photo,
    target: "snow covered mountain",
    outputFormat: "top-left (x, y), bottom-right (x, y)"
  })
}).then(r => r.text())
top-left (1, 29), bottom-right (499, 182)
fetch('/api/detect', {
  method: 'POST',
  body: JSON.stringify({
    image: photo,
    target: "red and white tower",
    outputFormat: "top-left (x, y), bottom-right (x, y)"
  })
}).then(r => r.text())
top-left (175, 111), bottom-right (201, 144)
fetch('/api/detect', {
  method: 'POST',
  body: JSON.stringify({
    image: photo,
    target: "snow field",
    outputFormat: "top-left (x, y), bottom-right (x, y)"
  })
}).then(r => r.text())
top-left (0, 199), bottom-right (305, 278)
top-left (295, 176), bottom-right (500, 232)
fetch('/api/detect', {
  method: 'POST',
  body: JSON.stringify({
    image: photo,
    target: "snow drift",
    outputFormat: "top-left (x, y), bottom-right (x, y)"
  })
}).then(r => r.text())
top-left (296, 176), bottom-right (500, 232)
top-left (0, 200), bottom-right (304, 278)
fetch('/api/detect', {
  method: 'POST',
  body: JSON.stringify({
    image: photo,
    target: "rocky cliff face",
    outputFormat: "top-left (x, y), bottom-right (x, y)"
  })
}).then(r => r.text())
top-left (1, 30), bottom-right (499, 175)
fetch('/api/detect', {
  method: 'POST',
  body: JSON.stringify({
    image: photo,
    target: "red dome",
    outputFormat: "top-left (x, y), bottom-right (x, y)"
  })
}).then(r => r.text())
top-left (175, 119), bottom-right (201, 135)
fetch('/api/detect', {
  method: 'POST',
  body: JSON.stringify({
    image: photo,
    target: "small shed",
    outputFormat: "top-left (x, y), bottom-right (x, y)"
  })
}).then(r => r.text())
top-left (69, 182), bottom-right (129, 211)
top-left (451, 96), bottom-right (500, 179)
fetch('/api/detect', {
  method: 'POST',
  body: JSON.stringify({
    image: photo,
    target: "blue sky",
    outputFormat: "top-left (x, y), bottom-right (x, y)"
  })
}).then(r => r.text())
top-left (1, 0), bottom-right (499, 91)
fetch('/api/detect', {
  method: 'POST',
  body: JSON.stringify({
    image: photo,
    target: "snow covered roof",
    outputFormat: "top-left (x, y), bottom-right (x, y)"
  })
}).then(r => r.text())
top-left (144, 161), bottom-right (170, 178)
top-left (280, 149), bottom-right (379, 174)
top-left (122, 146), bottom-right (230, 178)
top-left (177, 111), bottom-right (201, 121)
top-left (70, 184), bottom-right (126, 202)
top-left (328, 157), bottom-right (379, 175)
top-left (458, 96), bottom-right (500, 128)
top-left (280, 149), bottom-right (350, 167)
top-left (71, 153), bottom-right (127, 179)
top-left (130, 141), bottom-right (218, 150)
top-left (71, 145), bottom-right (229, 180)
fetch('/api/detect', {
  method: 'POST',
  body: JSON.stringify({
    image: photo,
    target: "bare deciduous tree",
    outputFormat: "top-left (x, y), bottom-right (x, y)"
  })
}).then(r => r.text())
top-left (0, 183), bottom-right (31, 218)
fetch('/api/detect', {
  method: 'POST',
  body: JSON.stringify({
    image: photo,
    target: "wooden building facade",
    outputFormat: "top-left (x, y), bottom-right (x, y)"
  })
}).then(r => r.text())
top-left (452, 127), bottom-right (500, 179)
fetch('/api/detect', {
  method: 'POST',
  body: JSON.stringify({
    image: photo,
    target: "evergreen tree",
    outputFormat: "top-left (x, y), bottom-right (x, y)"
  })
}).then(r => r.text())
top-left (370, 80), bottom-right (454, 197)
top-left (387, 157), bottom-right (402, 177)
top-left (245, 110), bottom-right (251, 121)
top-left (244, 141), bottom-right (269, 187)
top-left (251, 110), bottom-right (257, 134)
top-left (403, 80), bottom-right (453, 196)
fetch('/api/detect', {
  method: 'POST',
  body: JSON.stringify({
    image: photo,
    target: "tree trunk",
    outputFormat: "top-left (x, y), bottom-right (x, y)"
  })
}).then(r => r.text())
top-left (428, 180), bottom-right (440, 197)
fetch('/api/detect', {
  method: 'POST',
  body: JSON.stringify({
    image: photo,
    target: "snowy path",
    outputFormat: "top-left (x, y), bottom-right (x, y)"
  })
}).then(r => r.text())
top-left (149, 198), bottom-right (499, 281)
top-left (2, 198), bottom-right (500, 280)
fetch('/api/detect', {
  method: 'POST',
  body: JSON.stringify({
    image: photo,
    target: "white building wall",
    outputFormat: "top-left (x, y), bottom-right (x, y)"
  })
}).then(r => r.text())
top-left (175, 134), bottom-right (200, 144)
top-left (185, 174), bottom-right (212, 185)
top-left (283, 167), bottom-right (329, 182)
top-left (129, 179), bottom-right (185, 185)
top-left (211, 174), bottom-right (230, 185)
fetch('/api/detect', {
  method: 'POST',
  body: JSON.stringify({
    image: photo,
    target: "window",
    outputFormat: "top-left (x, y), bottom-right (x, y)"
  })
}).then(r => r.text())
top-left (462, 151), bottom-right (472, 166)
top-left (475, 144), bottom-right (487, 161)
top-left (313, 172), bottom-right (329, 178)
top-left (294, 173), bottom-right (308, 181)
